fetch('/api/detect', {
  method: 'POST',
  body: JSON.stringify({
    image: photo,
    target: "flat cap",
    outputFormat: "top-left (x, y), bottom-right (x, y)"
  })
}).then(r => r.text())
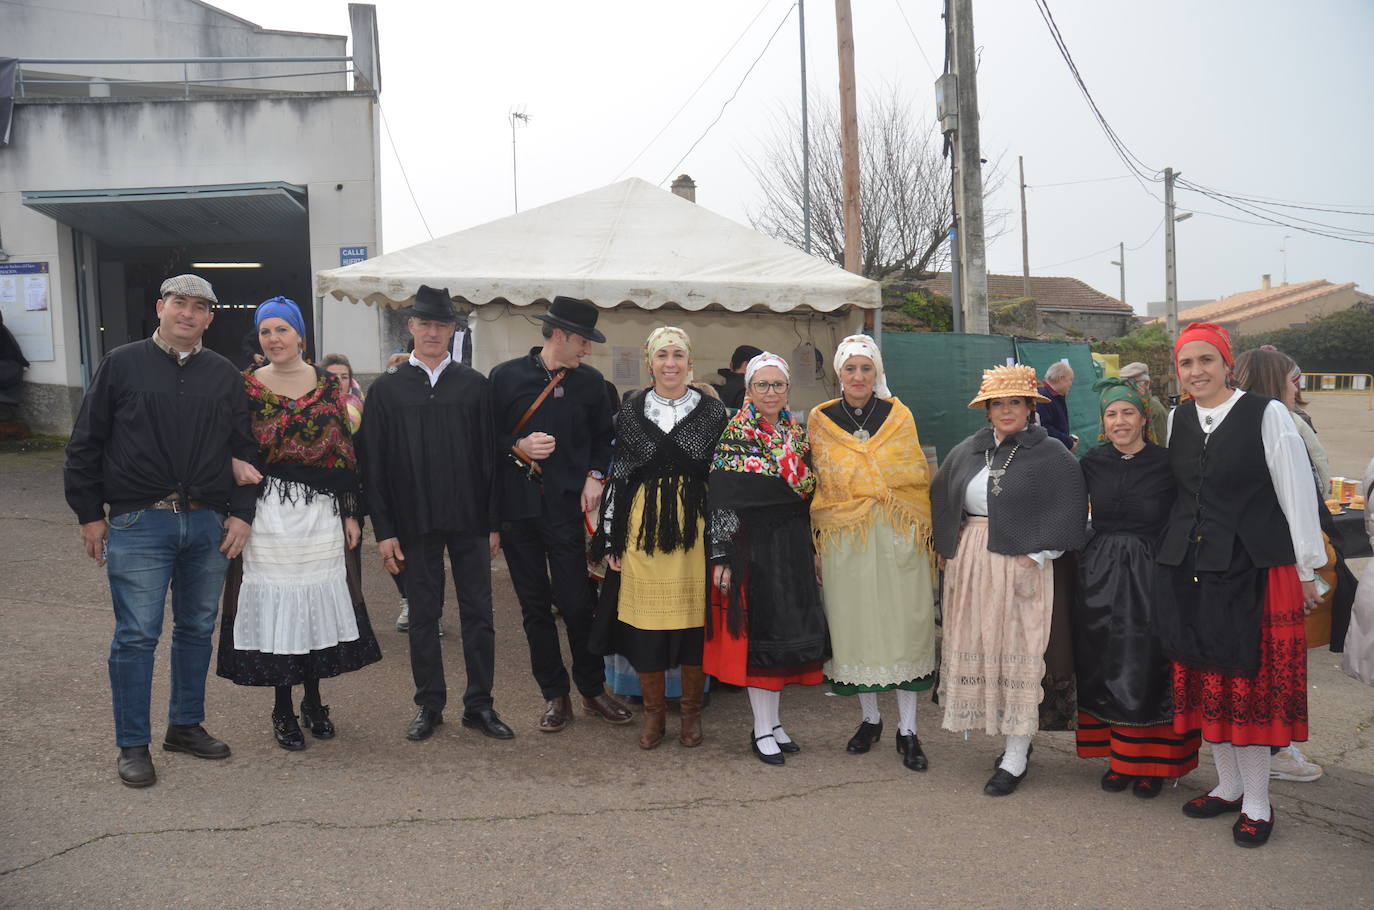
top-left (160, 274), bottom-right (218, 304)
top-left (1118, 361), bottom-right (1150, 380)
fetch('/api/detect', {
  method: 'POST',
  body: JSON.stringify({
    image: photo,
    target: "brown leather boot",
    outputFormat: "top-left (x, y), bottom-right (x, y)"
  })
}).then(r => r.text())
top-left (678, 664), bottom-right (705, 747)
top-left (638, 672), bottom-right (667, 750)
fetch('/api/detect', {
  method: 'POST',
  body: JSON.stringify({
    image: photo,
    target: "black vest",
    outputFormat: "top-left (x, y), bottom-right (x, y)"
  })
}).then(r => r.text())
top-left (1157, 393), bottom-right (1295, 571)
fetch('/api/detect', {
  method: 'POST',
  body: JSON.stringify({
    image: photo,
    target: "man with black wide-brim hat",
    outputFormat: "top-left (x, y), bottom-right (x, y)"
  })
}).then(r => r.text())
top-left (360, 284), bottom-right (514, 743)
top-left (489, 296), bottom-right (633, 732)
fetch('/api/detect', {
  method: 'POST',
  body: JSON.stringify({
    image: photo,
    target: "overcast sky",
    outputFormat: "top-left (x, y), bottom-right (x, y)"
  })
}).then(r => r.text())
top-left (227, 0), bottom-right (1374, 314)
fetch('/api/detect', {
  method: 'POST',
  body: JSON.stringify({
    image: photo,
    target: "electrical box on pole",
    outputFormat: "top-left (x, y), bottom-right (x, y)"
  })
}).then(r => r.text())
top-left (935, 74), bottom-right (958, 134)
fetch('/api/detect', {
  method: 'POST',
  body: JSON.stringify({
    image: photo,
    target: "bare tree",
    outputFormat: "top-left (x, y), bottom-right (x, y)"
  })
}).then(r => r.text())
top-left (747, 88), bottom-right (1003, 281)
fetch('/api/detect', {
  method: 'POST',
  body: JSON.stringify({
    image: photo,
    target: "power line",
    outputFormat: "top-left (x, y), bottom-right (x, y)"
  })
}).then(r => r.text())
top-left (659, 3), bottom-right (797, 186)
top-left (378, 102), bottom-right (433, 240)
top-left (1029, 174), bottom-right (1135, 189)
top-left (1030, 217), bottom-right (1163, 271)
top-left (893, 0), bottom-right (937, 78)
top-left (1179, 184), bottom-right (1374, 245)
top-left (1177, 179), bottom-right (1374, 236)
top-left (614, 0), bottom-right (777, 182)
top-left (1031, 0), bottom-right (1160, 199)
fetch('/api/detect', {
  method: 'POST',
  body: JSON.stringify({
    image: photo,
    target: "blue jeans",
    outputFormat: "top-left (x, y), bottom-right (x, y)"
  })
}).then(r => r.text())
top-left (106, 508), bottom-right (229, 747)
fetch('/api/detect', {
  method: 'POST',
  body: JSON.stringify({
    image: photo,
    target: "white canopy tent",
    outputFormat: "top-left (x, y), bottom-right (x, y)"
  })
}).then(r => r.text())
top-left (314, 178), bottom-right (881, 410)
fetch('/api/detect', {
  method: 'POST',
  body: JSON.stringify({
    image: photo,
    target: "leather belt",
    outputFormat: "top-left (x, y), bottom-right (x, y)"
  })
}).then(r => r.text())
top-left (149, 497), bottom-right (206, 512)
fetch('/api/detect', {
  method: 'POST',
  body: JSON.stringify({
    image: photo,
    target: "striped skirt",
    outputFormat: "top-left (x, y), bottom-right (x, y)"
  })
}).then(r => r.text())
top-left (1075, 711), bottom-right (1200, 779)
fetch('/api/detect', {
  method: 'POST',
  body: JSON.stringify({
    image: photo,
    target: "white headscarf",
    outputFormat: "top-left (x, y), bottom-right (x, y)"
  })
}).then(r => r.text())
top-left (832, 334), bottom-right (891, 398)
top-left (744, 351), bottom-right (790, 387)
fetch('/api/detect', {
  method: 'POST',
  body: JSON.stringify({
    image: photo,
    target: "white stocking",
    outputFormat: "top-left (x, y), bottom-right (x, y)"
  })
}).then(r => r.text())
top-left (896, 689), bottom-right (919, 736)
top-left (1208, 742), bottom-right (1244, 801)
top-left (748, 687), bottom-right (780, 756)
top-left (858, 691), bottom-right (881, 724)
top-left (999, 733), bottom-right (1034, 775)
top-left (1235, 745), bottom-right (1273, 821)
top-left (767, 690), bottom-right (792, 745)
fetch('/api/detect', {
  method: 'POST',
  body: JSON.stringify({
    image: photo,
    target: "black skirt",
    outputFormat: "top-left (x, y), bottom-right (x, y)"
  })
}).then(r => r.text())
top-left (1073, 531), bottom-right (1173, 726)
top-left (217, 544), bottom-right (383, 687)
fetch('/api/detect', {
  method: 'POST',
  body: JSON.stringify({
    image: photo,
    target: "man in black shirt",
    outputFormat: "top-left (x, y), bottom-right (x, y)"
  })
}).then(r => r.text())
top-left (490, 296), bottom-right (633, 732)
top-left (64, 274), bottom-right (257, 788)
top-left (361, 285), bottom-right (513, 743)
top-left (711, 344), bottom-right (763, 410)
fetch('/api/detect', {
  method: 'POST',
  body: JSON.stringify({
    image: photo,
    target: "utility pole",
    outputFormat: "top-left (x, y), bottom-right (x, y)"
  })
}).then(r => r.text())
top-left (1164, 166), bottom-right (1179, 341)
top-left (950, 0), bottom-right (988, 333)
top-left (834, 0), bottom-right (866, 330)
top-left (1110, 241), bottom-right (1125, 305)
top-left (1018, 155), bottom-right (1030, 300)
top-left (800, 0), bottom-right (811, 254)
top-left (509, 108), bottom-right (530, 213)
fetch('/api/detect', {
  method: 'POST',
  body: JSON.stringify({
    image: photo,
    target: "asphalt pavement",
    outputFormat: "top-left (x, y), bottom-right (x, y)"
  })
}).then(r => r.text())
top-left (2, 420), bottom-right (1371, 909)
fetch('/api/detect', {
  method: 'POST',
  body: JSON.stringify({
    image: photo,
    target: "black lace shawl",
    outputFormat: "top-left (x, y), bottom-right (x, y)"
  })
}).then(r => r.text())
top-left (593, 390), bottom-right (728, 559)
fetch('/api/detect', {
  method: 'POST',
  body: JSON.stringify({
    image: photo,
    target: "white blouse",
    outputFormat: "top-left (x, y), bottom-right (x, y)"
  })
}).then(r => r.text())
top-left (962, 437), bottom-right (1063, 568)
top-left (1166, 389), bottom-right (1325, 581)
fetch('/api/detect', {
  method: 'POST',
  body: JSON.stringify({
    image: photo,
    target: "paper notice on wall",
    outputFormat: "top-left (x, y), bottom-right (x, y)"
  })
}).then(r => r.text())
top-left (23, 274), bottom-right (48, 311)
top-left (612, 346), bottom-right (640, 385)
top-left (0, 276), bottom-right (16, 304)
top-left (451, 330), bottom-right (466, 361)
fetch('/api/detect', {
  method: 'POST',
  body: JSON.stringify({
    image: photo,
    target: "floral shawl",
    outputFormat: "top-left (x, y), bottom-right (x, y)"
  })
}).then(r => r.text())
top-left (710, 402), bottom-right (815, 496)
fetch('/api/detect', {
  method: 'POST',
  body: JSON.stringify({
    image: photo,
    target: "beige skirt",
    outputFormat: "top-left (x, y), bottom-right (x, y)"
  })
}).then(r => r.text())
top-left (939, 517), bottom-right (1053, 737)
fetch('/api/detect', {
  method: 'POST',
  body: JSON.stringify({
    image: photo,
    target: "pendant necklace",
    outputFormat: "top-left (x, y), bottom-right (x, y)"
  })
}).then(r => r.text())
top-left (984, 443), bottom-right (1021, 496)
top-left (536, 353), bottom-right (565, 398)
top-left (845, 396), bottom-right (876, 441)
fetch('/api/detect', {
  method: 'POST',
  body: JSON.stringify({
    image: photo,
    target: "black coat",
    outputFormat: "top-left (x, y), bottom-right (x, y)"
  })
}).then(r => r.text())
top-left (359, 361), bottom-right (497, 540)
top-left (489, 349), bottom-right (613, 521)
top-left (712, 369), bottom-right (746, 410)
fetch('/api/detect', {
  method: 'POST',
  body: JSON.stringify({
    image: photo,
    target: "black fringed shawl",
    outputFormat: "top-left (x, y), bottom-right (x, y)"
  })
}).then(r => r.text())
top-left (594, 390), bottom-right (728, 559)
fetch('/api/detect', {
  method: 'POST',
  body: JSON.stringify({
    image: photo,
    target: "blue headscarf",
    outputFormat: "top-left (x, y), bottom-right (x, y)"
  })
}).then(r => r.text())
top-left (254, 296), bottom-right (306, 339)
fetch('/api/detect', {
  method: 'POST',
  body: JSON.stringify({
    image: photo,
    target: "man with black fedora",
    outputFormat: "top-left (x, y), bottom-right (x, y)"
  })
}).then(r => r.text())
top-left (360, 284), bottom-right (513, 742)
top-left (490, 295), bottom-right (634, 732)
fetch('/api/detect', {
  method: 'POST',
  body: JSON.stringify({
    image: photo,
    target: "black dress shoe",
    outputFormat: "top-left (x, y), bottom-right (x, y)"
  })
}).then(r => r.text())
top-left (1233, 810), bottom-right (1275, 847)
top-left (406, 706), bottom-right (443, 741)
top-left (117, 746), bottom-right (156, 788)
top-left (895, 732), bottom-right (928, 771)
top-left (1101, 770), bottom-right (1132, 792)
top-left (1132, 776), bottom-right (1163, 799)
top-left (846, 720), bottom-right (883, 754)
top-left (772, 725), bottom-right (800, 754)
top-left (300, 701), bottom-right (336, 739)
top-left (162, 723), bottom-right (231, 759)
top-left (992, 743), bottom-right (1032, 770)
top-left (751, 733), bottom-right (785, 766)
top-left (984, 764), bottom-right (1029, 796)
top-left (272, 712), bottom-right (306, 751)
top-left (1181, 794), bottom-right (1243, 818)
top-left (461, 708), bottom-right (515, 740)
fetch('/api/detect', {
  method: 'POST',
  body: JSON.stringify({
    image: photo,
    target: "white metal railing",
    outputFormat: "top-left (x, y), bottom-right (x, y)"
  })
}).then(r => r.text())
top-left (15, 57), bottom-right (355, 99)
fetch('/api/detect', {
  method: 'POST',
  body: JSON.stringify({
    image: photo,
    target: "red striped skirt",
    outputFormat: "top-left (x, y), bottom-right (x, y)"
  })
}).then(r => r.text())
top-left (1172, 564), bottom-right (1309, 747)
top-left (1075, 711), bottom-right (1200, 778)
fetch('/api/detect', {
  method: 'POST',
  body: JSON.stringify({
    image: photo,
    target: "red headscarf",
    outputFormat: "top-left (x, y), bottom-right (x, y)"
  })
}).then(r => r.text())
top-left (1174, 321), bottom-right (1233, 366)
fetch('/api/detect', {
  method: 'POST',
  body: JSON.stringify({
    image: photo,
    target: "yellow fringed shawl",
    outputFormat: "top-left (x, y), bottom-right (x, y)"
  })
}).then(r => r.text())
top-left (807, 397), bottom-right (933, 553)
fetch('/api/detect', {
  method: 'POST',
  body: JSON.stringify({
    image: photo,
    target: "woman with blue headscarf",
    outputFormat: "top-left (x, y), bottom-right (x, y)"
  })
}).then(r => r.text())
top-left (218, 297), bottom-right (381, 751)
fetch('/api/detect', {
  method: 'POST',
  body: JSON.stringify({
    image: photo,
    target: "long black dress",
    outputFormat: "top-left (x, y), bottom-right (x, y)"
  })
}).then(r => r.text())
top-left (1074, 442), bottom-right (1176, 725)
top-left (1073, 441), bottom-right (1199, 778)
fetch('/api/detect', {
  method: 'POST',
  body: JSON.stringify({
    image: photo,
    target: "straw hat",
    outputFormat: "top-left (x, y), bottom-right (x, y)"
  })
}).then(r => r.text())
top-left (966, 364), bottom-right (1051, 409)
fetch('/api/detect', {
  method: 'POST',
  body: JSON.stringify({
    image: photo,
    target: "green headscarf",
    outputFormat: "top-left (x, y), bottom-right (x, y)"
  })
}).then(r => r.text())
top-left (1093, 377), bottom-right (1154, 445)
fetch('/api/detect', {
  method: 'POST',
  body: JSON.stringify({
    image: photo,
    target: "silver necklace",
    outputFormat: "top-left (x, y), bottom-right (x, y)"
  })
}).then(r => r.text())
top-left (844, 396), bottom-right (876, 441)
top-left (984, 443), bottom-right (1021, 496)
top-left (535, 353), bottom-right (565, 398)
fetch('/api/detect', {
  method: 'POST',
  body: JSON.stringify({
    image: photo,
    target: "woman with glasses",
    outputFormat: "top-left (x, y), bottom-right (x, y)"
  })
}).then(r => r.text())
top-left (807, 335), bottom-right (938, 771)
top-left (704, 353), bottom-right (828, 765)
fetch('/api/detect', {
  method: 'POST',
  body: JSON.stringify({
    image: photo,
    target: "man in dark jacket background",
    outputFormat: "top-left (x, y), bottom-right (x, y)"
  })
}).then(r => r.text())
top-left (1038, 360), bottom-right (1078, 452)
top-left (64, 274), bottom-right (257, 788)
top-left (711, 344), bottom-right (763, 410)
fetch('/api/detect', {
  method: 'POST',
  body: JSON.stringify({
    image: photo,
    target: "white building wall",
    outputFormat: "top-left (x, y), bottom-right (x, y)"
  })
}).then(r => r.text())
top-left (5, 0), bottom-right (349, 93)
top-left (0, 91), bottom-right (381, 431)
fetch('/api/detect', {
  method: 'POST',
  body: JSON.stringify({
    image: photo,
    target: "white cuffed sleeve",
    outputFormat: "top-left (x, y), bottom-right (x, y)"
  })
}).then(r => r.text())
top-left (1261, 399), bottom-right (1325, 581)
